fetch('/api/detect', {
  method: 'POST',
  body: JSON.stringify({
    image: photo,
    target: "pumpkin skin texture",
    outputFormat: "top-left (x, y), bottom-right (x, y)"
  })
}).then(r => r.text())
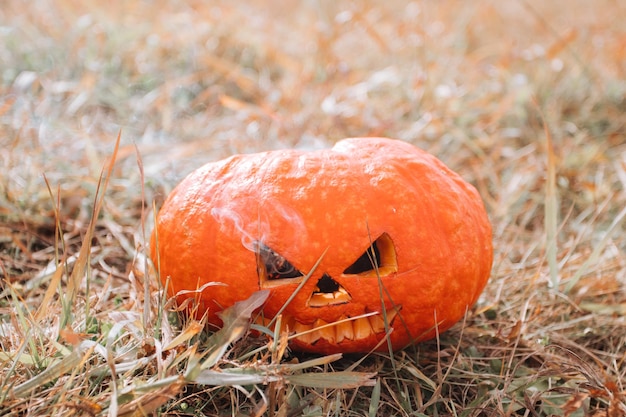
top-left (151, 137), bottom-right (493, 354)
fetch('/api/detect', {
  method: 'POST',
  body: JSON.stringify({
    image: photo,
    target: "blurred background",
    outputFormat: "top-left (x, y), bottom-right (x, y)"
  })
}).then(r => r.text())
top-left (3, 0), bottom-right (625, 282)
top-left (2, 0), bottom-right (623, 181)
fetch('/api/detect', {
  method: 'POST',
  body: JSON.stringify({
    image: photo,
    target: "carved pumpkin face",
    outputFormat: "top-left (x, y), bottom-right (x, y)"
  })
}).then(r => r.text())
top-left (151, 138), bottom-right (493, 354)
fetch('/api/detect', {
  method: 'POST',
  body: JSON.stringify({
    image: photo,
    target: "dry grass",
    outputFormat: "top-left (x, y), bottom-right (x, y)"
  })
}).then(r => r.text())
top-left (1, 0), bottom-right (625, 415)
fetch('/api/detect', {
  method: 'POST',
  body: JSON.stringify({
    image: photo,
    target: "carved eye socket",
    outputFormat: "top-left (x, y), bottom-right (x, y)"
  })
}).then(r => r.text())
top-left (255, 241), bottom-right (303, 280)
top-left (343, 233), bottom-right (398, 276)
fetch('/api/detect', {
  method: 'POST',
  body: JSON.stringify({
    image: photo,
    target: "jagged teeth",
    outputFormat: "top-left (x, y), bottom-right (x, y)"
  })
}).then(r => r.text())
top-left (294, 306), bottom-right (401, 345)
top-left (354, 316), bottom-right (373, 340)
top-left (255, 306), bottom-right (401, 345)
top-left (335, 319), bottom-right (354, 343)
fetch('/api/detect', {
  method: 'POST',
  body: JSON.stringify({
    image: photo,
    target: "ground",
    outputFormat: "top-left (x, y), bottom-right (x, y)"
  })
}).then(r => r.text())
top-left (0, 0), bottom-right (624, 416)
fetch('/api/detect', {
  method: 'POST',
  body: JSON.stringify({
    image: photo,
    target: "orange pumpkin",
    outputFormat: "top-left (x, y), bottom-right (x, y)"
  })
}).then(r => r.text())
top-left (151, 137), bottom-right (492, 354)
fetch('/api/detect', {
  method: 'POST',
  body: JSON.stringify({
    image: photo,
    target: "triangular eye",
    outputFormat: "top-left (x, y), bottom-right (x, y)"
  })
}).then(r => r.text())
top-left (343, 233), bottom-right (398, 276)
top-left (255, 241), bottom-right (303, 280)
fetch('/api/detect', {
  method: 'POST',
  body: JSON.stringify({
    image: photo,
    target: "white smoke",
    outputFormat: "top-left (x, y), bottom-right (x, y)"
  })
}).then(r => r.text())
top-left (210, 197), bottom-right (308, 254)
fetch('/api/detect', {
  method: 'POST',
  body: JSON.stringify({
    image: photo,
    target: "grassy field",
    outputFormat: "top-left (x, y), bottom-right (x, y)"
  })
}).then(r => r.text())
top-left (1, 0), bottom-right (625, 415)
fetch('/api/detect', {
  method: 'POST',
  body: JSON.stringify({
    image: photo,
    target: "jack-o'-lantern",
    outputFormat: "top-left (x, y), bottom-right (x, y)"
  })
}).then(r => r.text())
top-left (150, 137), bottom-right (493, 354)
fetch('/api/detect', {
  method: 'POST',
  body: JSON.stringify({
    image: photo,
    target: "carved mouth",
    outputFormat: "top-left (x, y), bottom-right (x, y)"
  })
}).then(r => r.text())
top-left (258, 305), bottom-right (402, 345)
